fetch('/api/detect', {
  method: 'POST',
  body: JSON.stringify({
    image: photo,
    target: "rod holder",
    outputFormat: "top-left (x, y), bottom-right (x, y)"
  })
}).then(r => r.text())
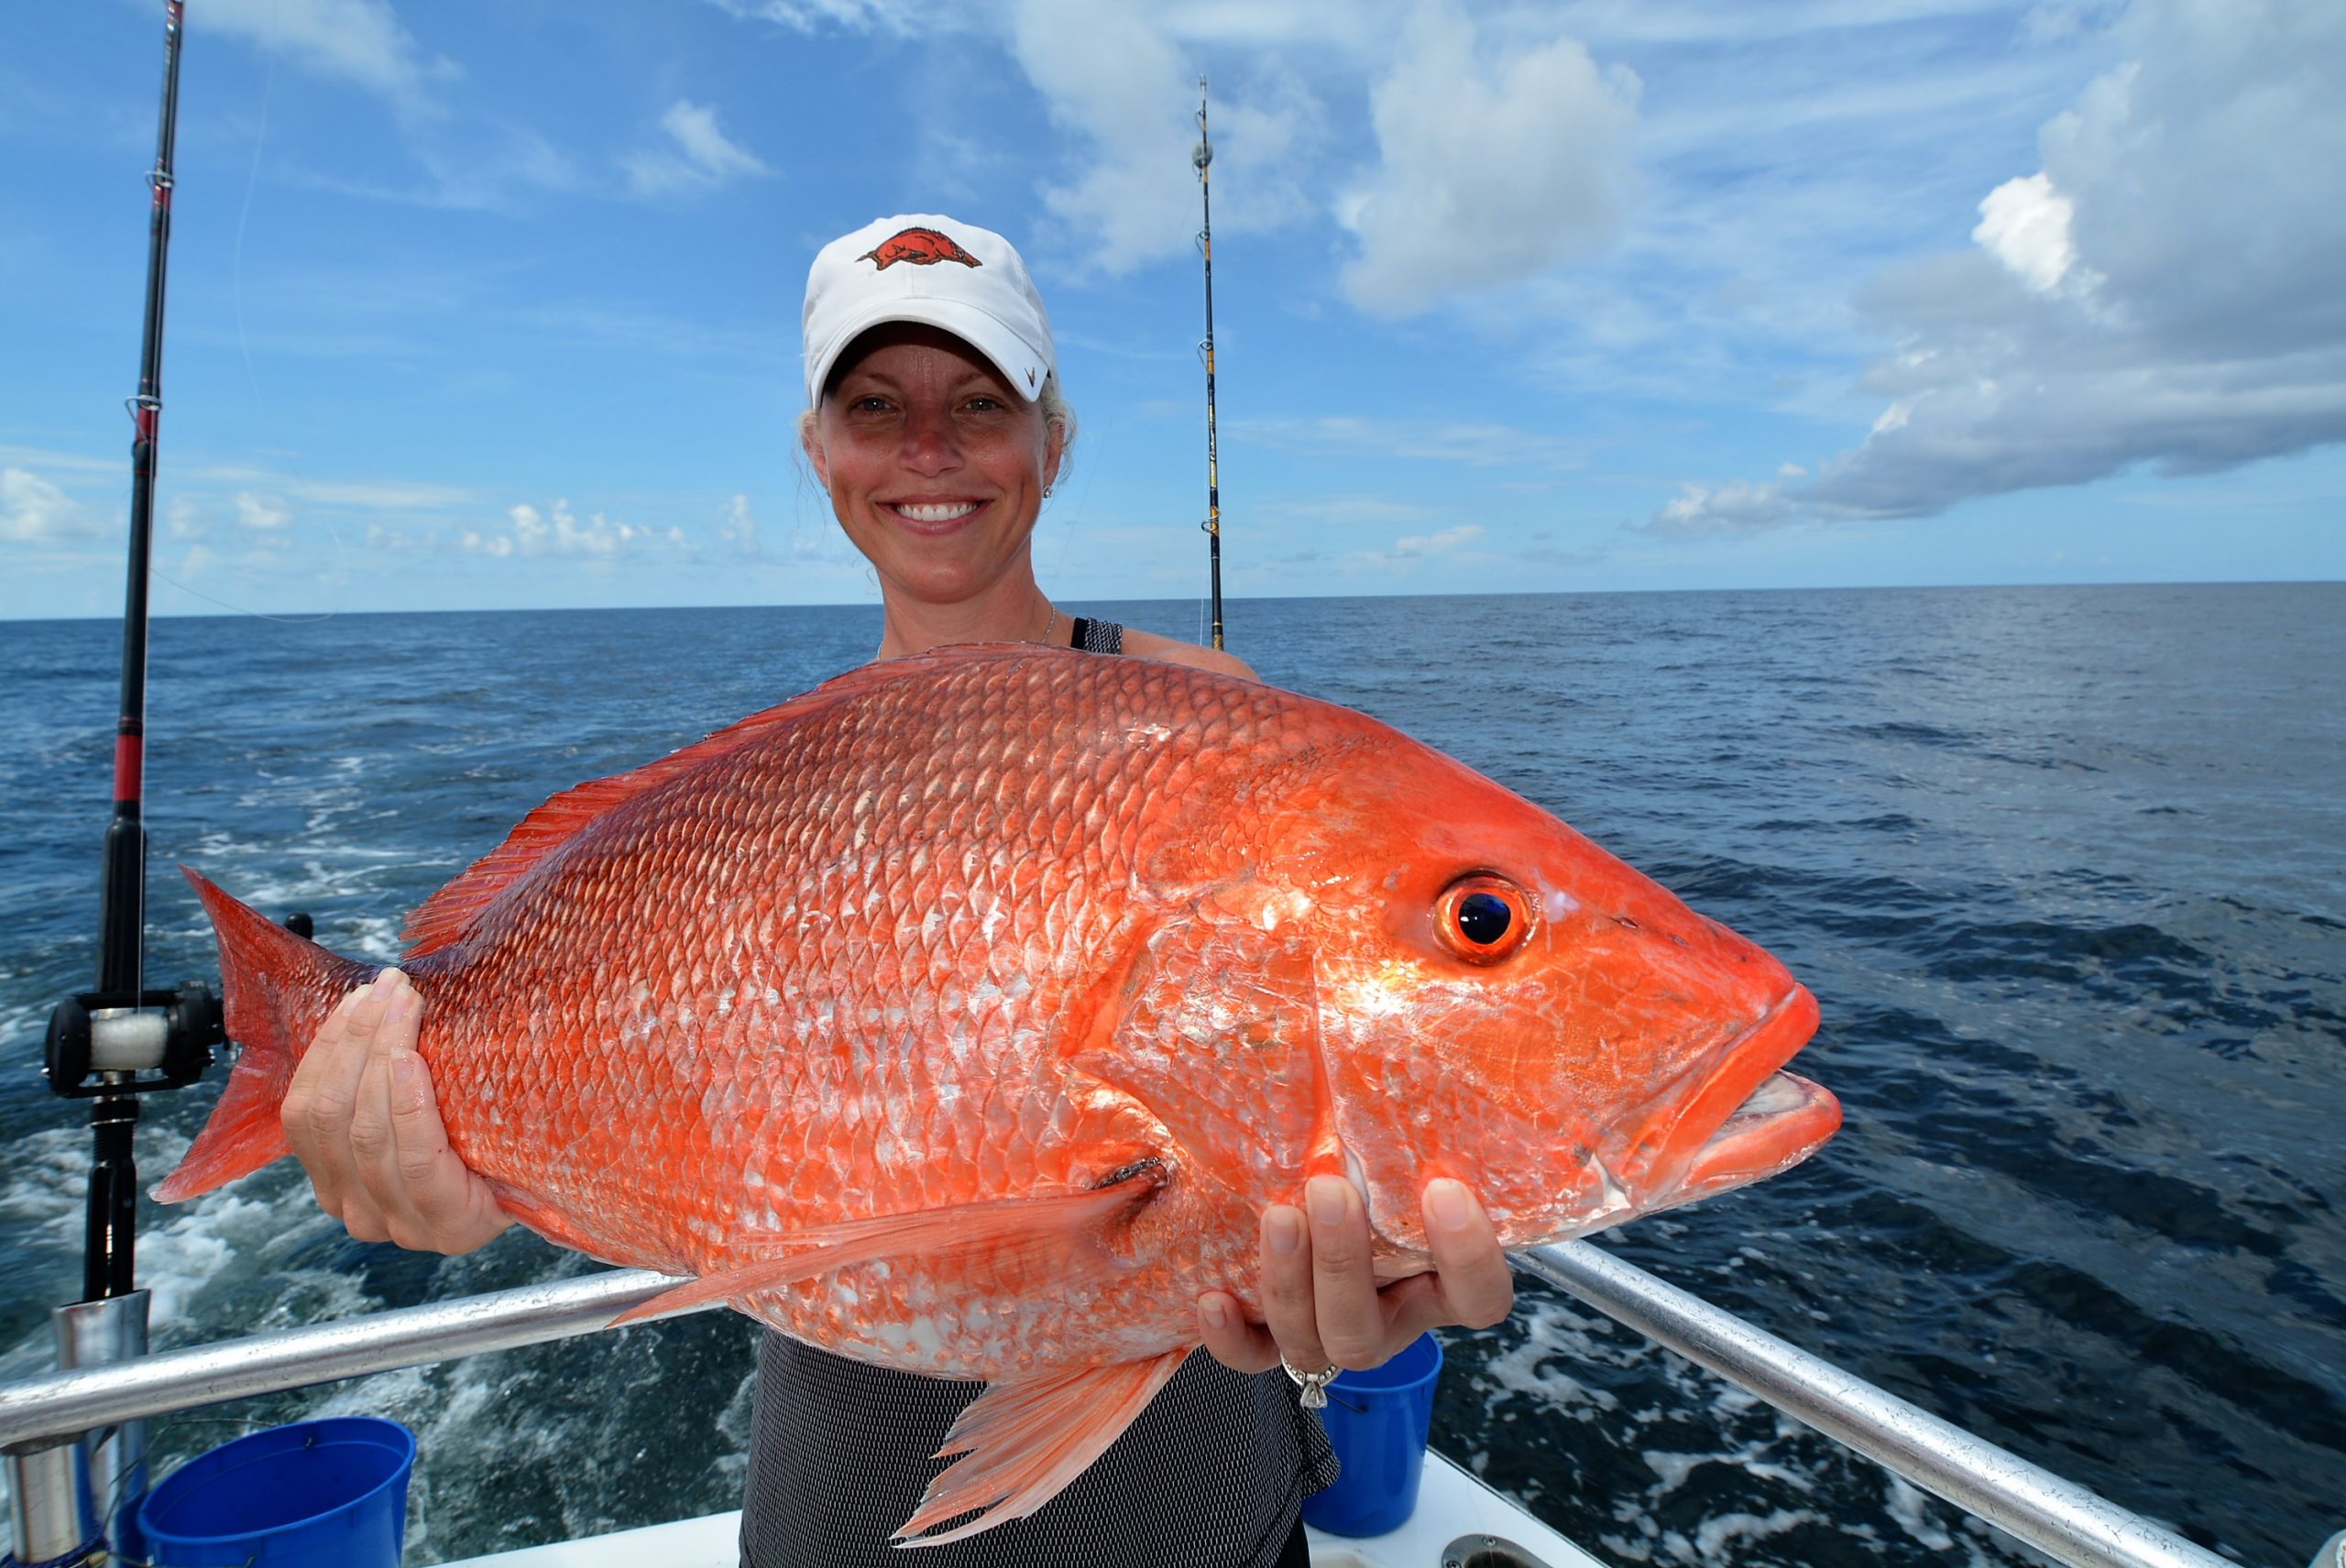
top-left (3, 1434), bottom-right (96, 1568)
top-left (54, 1292), bottom-right (150, 1557)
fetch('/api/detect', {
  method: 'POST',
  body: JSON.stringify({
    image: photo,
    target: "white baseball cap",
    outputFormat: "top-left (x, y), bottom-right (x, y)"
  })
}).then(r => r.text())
top-left (801, 214), bottom-right (1057, 408)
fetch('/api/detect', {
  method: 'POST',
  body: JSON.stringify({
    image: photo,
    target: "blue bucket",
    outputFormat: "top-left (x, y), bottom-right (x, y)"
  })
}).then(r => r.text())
top-left (136, 1417), bottom-right (415, 1568)
top-left (1300, 1332), bottom-right (1443, 1538)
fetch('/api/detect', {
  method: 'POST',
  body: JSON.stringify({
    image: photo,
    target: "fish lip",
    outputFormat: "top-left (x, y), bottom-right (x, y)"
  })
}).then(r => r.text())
top-left (1643, 984), bottom-right (1836, 1199)
top-left (1674, 1069), bottom-right (1841, 1201)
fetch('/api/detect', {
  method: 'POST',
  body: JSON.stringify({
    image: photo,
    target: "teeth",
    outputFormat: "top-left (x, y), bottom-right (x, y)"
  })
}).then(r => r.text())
top-left (895, 501), bottom-right (980, 523)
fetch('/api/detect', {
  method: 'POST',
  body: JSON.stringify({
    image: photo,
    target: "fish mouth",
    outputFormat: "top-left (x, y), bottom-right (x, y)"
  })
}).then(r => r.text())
top-left (1652, 985), bottom-right (1840, 1206)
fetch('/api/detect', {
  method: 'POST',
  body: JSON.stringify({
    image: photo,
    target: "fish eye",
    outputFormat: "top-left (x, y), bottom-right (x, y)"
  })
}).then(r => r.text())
top-left (1435, 875), bottom-right (1533, 965)
top-left (1458, 892), bottom-right (1510, 944)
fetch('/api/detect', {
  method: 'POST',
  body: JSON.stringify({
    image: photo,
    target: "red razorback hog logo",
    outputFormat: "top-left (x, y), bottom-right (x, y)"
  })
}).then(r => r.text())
top-left (860, 227), bottom-right (982, 269)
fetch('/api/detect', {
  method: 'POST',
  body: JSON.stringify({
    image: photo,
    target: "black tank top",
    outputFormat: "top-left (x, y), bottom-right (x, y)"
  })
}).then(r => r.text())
top-left (736, 624), bottom-right (1334, 1566)
top-left (1069, 616), bottom-right (1125, 653)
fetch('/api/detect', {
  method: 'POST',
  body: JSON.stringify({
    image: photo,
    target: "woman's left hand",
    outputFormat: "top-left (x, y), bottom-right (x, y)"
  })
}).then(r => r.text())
top-left (1196, 1175), bottom-right (1516, 1379)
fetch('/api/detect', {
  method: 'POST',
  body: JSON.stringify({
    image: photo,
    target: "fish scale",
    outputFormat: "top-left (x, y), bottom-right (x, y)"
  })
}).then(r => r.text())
top-left (159, 642), bottom-right (1839, 1544)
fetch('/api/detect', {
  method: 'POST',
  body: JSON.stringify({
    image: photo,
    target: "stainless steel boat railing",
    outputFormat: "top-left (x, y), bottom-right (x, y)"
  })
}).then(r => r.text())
top-left (0, 1248), bottom-right (2250, 1568)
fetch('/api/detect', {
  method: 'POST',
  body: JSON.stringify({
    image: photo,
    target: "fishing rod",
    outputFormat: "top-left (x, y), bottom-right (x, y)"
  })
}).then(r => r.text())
top-left (40, 0), bottom-right (223, 1298)
top-left (1193, 77), bottom-right (1225, 652)
top-left (16, 8), bottom-right (229, 1562)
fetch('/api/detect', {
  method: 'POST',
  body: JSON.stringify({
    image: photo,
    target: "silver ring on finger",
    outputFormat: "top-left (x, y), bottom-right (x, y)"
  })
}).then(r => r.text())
top-left (1281, 1354), bottom-right (1341, 1409)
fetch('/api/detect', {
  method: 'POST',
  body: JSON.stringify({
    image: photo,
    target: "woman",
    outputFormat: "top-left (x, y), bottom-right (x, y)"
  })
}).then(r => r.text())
top-left (284, 214), bottom-right (1515, 1567)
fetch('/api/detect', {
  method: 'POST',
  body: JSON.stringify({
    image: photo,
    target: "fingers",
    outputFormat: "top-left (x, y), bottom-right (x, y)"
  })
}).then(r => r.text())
top-left (346, 979), bottom-right (425, 1239)
top-left (1303, 1175), bottom-right (1388, 1369)
top-left (1234, 1176), bottom-right (1516, 1387)
top-left (283, 972), bottom-right (397, 1228)
top-left (1369, 1182), bottom-right (1516, 1346)
top-left (280, 970), bottom-right (511, 1255)
top-left (383, 1050), bottom-right (513, 1253)
top-left (1201, 1190), bottom-right (1341, 1376)
top-left (1196, 1290), bottom-right (1279, 1376)
top-left (1251, 1174), bottom-right (1389, 1376)
top-left (1420, 1178), bottom-right (1514, 1331)
top-left (1256, 1199), bottom-right (1326, 1372)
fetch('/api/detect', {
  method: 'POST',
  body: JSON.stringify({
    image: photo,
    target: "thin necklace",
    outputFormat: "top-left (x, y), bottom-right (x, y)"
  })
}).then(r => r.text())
top-left (1026, 599), bottom-right (1058, 646)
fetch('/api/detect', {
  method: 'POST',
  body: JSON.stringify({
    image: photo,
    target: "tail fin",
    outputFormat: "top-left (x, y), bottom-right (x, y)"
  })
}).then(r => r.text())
top-left (154, 868), bottom-right (381, 1203)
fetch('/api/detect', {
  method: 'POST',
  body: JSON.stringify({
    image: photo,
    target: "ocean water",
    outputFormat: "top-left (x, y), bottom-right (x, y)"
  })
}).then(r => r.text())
top-left (1, 584), bottom-right (2340, 1566)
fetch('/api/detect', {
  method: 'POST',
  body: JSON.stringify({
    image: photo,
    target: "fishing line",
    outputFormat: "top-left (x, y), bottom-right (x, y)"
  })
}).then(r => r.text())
top-left (231, 36), bottom-right (273, 418)
top-left (193, 0), bottom-right (345, 628)
top-left (148, 562), bottom-right (335, 623)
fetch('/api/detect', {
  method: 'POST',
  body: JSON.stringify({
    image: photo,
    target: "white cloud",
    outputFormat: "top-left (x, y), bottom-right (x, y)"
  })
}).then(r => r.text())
top-left (235, 492), bottom-right (293, 532)
top-left (364, 521), bottom-right (440, 552)
top-left (1344, 517), bottom-right (1489, 573)
top-left (463, 500), bottom-right (687, 559)
top-left (1651, 480), bottom-right (1793, 535)
top-left (1277, 495), bottom-right (1442, 524)
top-left (623, 101), bottom-right (773, 198)
top-left (1972, 172), bottom-right (2083, 295)
top-left (1338, 3), bottom-right (1639, 317)
top-left (1652, 0), bottom-right (2346, 533)
top-left (1238, 414), bottom-right (1585, 469)
top-left (0, 444), bottom-right (115, 477)
top-left (1004, 0), bottom-right (1325, 274)
top-left (699, 0), bottom-right (918, 32)
top-left (701, 0), bottom-right (1634, 302)
top-left (1393, 522), bottom-right (1485, 555)
top-left (718, 494), bottom-right (760, 554)
top-left (191, 466), bottom-right (477, 510)
top-left (0, 468), bottom-right (108, 544)
top-left (199, 0), bottom-right (457, 109)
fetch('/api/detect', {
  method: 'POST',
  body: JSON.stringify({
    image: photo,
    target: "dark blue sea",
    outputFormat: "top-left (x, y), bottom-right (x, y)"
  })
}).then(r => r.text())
top-left (2, 585), bottom-right (2341, 1566)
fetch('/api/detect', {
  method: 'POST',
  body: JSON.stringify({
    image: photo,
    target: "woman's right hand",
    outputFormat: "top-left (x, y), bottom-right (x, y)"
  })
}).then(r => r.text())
top-left (281, 969), bottom-right (514, 1255)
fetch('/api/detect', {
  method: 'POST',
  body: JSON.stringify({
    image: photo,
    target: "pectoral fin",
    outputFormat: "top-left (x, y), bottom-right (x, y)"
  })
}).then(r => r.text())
top-left (893, 1347), bottom-right (1192, 1547)
top-left (607, 1166), bottom-right (1166, 1327)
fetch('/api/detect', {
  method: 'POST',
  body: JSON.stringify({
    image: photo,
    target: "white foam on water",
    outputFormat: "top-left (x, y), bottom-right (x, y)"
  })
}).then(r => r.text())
top-left (1881, 1473), bottom-right (1959, 1552)
top-left (1475, 1298), bottom-right (1628, 1414)
top-left (1598, 1515), bottom-right (1663, 1563)
top-left (1464, 1276), bottom-right (2036, 1567)
top-left (0, 998), bottom-right (49, 1047)
top-left (0, 1126), bottom-right (104, 1383)
top-left (713, 1359), bottom-right (758, 1492)
top-left (1671, 1508), bottom-right (1829, 1563)
top-left (0, 1121), bottom-right (375, 1354)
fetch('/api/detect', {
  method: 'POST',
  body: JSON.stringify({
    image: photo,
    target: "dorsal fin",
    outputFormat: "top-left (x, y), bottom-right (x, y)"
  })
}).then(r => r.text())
top-left (401, 656), bottom-right (934, 957)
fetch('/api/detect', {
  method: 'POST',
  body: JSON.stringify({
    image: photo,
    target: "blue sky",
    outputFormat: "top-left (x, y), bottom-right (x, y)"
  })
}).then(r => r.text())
top-left (3, 0), bottom-right (2340, 620)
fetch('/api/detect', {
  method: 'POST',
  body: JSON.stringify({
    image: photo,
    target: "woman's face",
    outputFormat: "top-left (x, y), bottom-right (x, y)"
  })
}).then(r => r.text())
top-left (806, 324), bottom-right (1063, 609)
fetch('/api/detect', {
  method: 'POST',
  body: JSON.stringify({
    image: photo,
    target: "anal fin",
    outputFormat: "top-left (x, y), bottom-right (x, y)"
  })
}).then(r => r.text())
top-left (894, 1347), bottom-right (1191, 1547)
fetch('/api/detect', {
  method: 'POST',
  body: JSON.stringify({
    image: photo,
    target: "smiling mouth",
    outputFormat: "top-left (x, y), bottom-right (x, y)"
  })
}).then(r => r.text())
top-left (888, 500), bottom-right (983, 525)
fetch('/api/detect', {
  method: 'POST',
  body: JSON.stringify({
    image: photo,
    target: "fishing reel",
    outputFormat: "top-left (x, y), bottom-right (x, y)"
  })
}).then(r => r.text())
top-left (43, 978), bottom-right (222, 1099)
top-left (42, 912), bottom-right (312, 1098)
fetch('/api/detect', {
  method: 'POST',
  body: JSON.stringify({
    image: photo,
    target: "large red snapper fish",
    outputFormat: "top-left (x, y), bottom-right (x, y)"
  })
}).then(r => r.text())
top-left (158, 644), bottom-right (1840, 1545)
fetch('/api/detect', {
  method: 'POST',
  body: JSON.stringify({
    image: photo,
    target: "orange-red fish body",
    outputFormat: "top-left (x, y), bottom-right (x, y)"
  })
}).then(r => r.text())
top-left (168, 645), bottom-right (1837, 1543)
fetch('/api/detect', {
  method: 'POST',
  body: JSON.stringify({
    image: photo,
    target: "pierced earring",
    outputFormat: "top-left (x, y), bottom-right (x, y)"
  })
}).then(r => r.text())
top-left (1043, 485), bottom-right (1054, 499)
